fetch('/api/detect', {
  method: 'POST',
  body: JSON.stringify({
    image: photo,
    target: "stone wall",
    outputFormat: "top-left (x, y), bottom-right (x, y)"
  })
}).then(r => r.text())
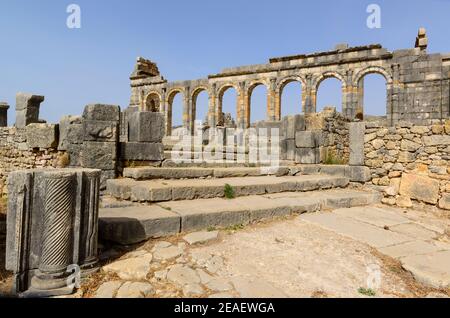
top-left (0, 127), bottom-right (64, 196)
top-left (364, 121), bottom-right (450, 210)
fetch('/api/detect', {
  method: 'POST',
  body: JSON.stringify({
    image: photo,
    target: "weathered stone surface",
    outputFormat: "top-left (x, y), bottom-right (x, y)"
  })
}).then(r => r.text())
top-left (183, 231), bottom-right (219, 245)
top-left (206, 279), bottom-right (233, 292)
top-left (345, 166), bottom-right (371, 182)
top-left (103, 253), bottom-right (153, 280)
top-left (115, 282), bottom-right (154, 298)
top-left (82, 104), bottom-right (120, 122)
top-left (349, 122), bottom-right (365, 166)
top-left (231, 276), bottom-right (287, 298)
top-left (58, 115), bottom-right (83, 150)
top-left (99, 205), bottom-right (181, 245)
top-left (120, 142), bottom-right (164, 161)
top-left (26, 123), bottom-right (58, 149)
top-left (83, 120), bottom-right (118, 142)
top-left (94, 281), bottom-right (123, 298)
top-left (15, 93), bottom-right (44, 128)
top-left (0, 102), bottom-right (9, 127)
top-left (423, 135), bottom-right (450, 146)
top-left (399, 173), bottom-right (440, 204)
top-left (401, 251), bottom-right (450, 289)
top-left (128, 111), bottom-right (165, 143)
top-left (379, 241), bottom-right (441, 259)
top-left (295, 131), bottom-right (319, 148)
top-left (153, 245), bottom-right (184, 261)
top-left (182, 283), bottom-right (204, 296)
top-left (295, 148), bottom-right (319, 164)
top-left (82, 141), bottom-right (117, 170)
top-left (283, 115), bottom-right (305, 139)
top-left (438, 193), bottom-right (450, 210)
top-left (167, 264), bottom-right (201, 286)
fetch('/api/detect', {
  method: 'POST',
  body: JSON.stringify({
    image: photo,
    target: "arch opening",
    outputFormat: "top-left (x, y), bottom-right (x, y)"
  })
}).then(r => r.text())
top-left (145, 93), bottom-right (161, 112)
top-left (280, 80), bottom-right (303, 117)
top-left (218, 86), bottom-right (238, 128)
top-left (168, 90), bottom-right (184, 136)
top-left (192, 88), bottom-right (209, 130)
top-left (248, 83), bottom-right (267, 126)
top-left (316, 77), bottom-right (343, 113)
top-left (357, 73), bottom-right (388, 121)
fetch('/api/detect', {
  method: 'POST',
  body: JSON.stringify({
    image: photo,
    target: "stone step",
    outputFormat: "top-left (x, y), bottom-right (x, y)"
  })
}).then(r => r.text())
top-left (161, 160), bottom-right (295, 168)
top-left (106, 175), bottom-right (350, 203)
top-left (98, 189), bottom-right (382, 245)
top-left (123, 166), bottom-right (293, 180)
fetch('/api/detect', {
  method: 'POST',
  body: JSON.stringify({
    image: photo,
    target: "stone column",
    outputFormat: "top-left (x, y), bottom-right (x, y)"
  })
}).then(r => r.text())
top-left (208, 84), bottom-right (217, 127)
top-left (15, 93), bottom-right (45, 128)
top-left (304, 75), bottom-right (315, 114)
top-left (267, 79), bottom-right (277, 121)
top-left (349, 122), bottom-right (365, 166)
top-left (237, 82), bottom-right (247, 129)
top-left (183, 87), bottom-right (191, 133)
top-left (274, 90), bottom-right (281, 121)
top-left (31, 171), bottom-right (76, 293)
top-left (0, 102), bottom-right (9, 127)
top-left (78, 170), bottom-right (101, 274)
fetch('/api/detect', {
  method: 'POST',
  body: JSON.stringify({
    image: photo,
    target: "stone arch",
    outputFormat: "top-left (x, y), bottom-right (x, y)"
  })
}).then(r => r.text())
top-left (352, 66), bottom-right (393, 87)
top-left (277, 76), bottom-right (307, 117)
top-left (247, 80), bottom-right (269, 125)
top-left (166, 88), bottom-right (185, 135)
top-left (191, 86), bottom-right (209, 128)
top-left (312, 71), bottom-right (347, 113)
top-left (352, 66), bottom-right (393, 120)
top-left (144, 91), bottom-right (162, 112)
top-left (217, 83), bottom-right (239, 127)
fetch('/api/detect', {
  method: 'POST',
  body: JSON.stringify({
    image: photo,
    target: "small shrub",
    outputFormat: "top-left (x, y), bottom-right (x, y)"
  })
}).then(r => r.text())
top-left (207, 226), bottom-right (217, 232)
top-left (225, 224), bottom-right (245, 232)
top-left (57, 153), bottom-right (70, 168)
top-left (358, 287), bottom-right (376, 297)
top-left (224, 184), bottom-right (235, 199)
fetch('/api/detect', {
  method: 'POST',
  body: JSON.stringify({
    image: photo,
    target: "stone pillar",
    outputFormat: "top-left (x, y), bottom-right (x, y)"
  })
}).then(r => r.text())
top-left (208, 84), bottom-right (217, 127)
top-left (81, 104), bottom-right (120, 189)
top-left (267, 79), bottom-right (277, 121)
top-left (31, 172), bottom-right (76, 292)
top-left (0, 102), bottom-right (9, 127)
top-left (15, 93), bottom-right (45, 128)
top-left (6, 168), bottom-right (101, 297)
top-left (349, 122), bottom-right (365, 166)
top-left (237, 82), bottom-right (247, 129)
top-left (183, 87), bottom-right (191, 133)
top-left (304, 75), bottom-right (315, 114)
top-left (274, 91), bottom-right (281, 121)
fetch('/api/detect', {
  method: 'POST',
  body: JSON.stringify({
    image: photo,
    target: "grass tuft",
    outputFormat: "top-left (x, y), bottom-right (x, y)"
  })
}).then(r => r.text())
top-left (358, 287), bottom-right (376, 297)
top-left (224, 184), bottom-right (236, 199)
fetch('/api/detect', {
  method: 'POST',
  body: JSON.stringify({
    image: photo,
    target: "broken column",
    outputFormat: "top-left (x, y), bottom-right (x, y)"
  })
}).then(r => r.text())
top-left (6, 168), bottom-right (101, 297)
top-left (121, 111), bottom-right (165, 162)
top-left (81, 104), bottom-right (120, 188)
top-left (0, 102), bottom-right (9, 127)
top-left (15, 93), bottom-right (45, 128)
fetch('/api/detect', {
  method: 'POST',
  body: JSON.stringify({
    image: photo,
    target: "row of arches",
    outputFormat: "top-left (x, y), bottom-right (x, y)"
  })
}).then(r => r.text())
top-left (143, 67), bottom-right (393, 134)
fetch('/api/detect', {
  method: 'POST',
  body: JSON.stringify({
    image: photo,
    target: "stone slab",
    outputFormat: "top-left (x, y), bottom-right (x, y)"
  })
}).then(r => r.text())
top-left (82, 141), bottom-right (117, 170)
top-left (128, 111), bottom-right (165, 143)
top-left (82, 104), bottom-right (120, 122)
top-left (120, 142), bottom-right (164, 161)
top-left (379, 241), bottom-right (442, 259)
top-left (98, 205), bottom-right (181, 245)
top-left (299, 212), bottom-right (413, 248)
top-left (389, 223), bottom-right (439, 241)
top-left (333, 206), bottom-right (411, 227)
top-left (349, 122), bottom-right (365, 166)
top-left (83, 120), bottom-right (118, 142)
top-left (401, 250), bottom-right (450, 289)
top-left (26, 123), bottom-right (59, 149)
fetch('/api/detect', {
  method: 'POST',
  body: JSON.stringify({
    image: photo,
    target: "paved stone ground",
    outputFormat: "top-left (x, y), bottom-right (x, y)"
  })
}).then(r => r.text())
top-left (81, 205), bottom-right (449, 298)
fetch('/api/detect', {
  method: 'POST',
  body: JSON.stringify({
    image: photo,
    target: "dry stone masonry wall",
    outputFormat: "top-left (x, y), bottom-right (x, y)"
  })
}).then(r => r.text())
top-left (364, 121), bottom-right (450, 210)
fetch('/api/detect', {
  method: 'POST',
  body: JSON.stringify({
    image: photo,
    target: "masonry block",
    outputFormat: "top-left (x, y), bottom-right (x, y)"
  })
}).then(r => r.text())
top-left (295, 148), bottom-right (320, 164)
top-left (83, 120), bottom-right (119, 142)
top-left (58, 115), bottom-right (83, 151)
top-left (128, 111), bottom-right (165, 143)
top-left (26, 123), bottom-right (59, 149)
top-left (295, 131), bottom-right (320, 148)
top-left (282, 115), bottom-right (305, 140)
top-left (0, 102), bottom-right (9, 127)
top-left (82, 104), bottom-right (121, 122)
top-left (15, 93), bottom-right (45, 128)
top-left (120, 142), bottom-right (164, 161)
top-left (82, 141), bottom-right (117, 170)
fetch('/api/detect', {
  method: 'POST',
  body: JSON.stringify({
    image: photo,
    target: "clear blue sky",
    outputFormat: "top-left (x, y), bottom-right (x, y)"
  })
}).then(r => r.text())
top-left (1, 0), bottom-right (450, 126)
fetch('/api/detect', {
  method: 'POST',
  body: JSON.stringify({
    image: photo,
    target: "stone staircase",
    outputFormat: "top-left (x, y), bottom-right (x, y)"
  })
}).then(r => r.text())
top-left (99, 166), bottom-right (382, 245)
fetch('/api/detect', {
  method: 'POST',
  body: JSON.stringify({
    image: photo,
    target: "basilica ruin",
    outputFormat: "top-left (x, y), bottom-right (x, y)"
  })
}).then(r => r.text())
top-left (0, 28), bottom-right (450, 297)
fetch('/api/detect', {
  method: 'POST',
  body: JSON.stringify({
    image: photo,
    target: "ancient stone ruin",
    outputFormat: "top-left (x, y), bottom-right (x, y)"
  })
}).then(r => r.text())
top-left (0, 28), bottom-right (449, 297)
